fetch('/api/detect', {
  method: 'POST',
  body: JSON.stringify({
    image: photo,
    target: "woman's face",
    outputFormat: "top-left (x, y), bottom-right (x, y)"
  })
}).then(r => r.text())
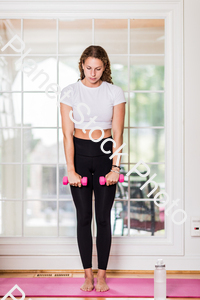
top-left (82, 57), bottom-right (105, 84)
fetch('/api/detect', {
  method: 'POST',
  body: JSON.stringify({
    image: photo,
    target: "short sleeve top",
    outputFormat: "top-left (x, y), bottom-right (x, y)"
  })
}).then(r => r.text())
top-left (59, 80), bottom-right (126, 129)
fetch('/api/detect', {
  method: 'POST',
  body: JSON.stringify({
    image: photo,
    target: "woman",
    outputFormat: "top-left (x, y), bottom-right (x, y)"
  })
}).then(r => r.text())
top-left (60, 45), bottom-right (126, 292)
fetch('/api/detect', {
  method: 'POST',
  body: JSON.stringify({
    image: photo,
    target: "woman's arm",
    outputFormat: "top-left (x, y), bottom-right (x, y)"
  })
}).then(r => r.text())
top-left (112, 102), bottom-right (126, 167)
top-left (105, 102), bottom-right (125, 186)
top-left (60, 103), bottom-right (75, 172)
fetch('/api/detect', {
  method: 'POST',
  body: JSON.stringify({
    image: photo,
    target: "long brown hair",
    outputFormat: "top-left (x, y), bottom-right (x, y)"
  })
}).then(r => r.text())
top-left (77, 45), bottom-right (113, 84)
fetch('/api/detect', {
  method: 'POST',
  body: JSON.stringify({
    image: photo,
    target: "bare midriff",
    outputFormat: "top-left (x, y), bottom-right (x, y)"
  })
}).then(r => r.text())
top-left (74, 128), bottom-right (112, 140)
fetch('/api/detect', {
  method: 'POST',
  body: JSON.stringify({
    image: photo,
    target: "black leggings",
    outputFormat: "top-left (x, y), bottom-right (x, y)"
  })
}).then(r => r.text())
top-left (70, 135), bottom-right (116, 270)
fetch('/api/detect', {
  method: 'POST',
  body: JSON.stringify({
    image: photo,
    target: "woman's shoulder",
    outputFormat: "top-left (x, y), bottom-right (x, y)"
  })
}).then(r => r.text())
top-left (60, 81), bottom-right (80, 106)
top-left (103, 81), bottom-right (126, 106)
top-left (61, 81), bottom-right (79, 91)
top-left (103, 81), bottom-right (124, 95)
top-left (60, 81), bottom-right (80, 99)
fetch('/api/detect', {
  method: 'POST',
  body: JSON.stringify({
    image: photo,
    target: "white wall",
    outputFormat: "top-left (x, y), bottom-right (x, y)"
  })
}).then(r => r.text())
top-left (184, 0), bottom-right (200, 258)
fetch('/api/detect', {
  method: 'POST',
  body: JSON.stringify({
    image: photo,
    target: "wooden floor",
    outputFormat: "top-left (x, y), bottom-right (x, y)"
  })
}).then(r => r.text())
top-left (0, 270), bottom-right (200, 300)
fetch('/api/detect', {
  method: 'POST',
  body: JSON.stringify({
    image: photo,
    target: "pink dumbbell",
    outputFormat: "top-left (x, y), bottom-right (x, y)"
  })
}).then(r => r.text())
top-left (99, 174), bottom-right (124, 185)
top-left (63, 176), bottom-right (88, 186)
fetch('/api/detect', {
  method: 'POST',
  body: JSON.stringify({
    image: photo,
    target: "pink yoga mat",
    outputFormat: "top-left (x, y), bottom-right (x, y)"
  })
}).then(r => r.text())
top-left (0, 277), bottom-right (200, 298)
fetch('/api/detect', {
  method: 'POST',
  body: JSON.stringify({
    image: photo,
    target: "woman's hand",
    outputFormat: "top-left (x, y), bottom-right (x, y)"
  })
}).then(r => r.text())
top-left (105, 170), bottom-right (119, 186)
top-left (68, 170), bottom-right (82, 187)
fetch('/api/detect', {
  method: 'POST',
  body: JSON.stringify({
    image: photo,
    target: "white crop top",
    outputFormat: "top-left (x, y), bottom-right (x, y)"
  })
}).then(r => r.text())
top-left (59, 80), bottom-right (126, 129)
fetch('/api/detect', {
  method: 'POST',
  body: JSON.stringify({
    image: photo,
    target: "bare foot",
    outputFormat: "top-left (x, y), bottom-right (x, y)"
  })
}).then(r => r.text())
top-left (95, 273), bottom-right (109, 292)
top-left (80, 275), bottom-right (94, 292)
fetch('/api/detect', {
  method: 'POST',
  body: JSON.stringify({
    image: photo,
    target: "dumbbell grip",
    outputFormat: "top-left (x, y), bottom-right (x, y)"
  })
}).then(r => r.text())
top-left (63, 176), bottom-right (88, 186)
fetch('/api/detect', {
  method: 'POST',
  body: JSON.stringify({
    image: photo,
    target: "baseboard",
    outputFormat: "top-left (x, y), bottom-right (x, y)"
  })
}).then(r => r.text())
top-left (1, 255), bottom-right (200, 270)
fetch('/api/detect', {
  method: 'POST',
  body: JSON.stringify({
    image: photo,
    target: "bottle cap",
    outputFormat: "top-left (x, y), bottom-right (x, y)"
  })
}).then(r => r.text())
top-left (155, 258), bottom-right (165, 267)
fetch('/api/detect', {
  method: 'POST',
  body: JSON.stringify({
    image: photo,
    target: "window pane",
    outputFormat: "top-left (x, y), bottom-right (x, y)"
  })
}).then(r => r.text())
top-left (59, 19), bottom-right (92, 54)
top-left (94, 19), bottom-right (128, 54)
top-left (112, 200), bottom-right (128, 236)
top-left (59, 201), bottom-right (76, 237)
top-left (58, 56), bottom-right (79, 89)
top-left (24, 165), bottom-right (57, 200)
top-left (115, 164), bottom-right (165, 201)
top-left (23, 128), bottom-right (57, 163)
top-left (130, 56), bottom-right (164, 90)
top-left (0, 93), bottom-right (21, 127)
top-left (23, 93), bottom-right (57, 127)
top-left (0, 165), bottom-right (21, 199)
top-left (117, 164), bottom-right (129, 200)
top-left (129, 200), bottom-right (165, 236)
top-left (59, 129), bottom-right (67, 165)
top-left (130, 128), bottom-right (165, 163)
top-left (129, 163), bottom-right (165, 200)
top-left (59, 165), bottom-right (72, 200)
top-left (22, 56), bottom-right (57, 91)
top-left (0, 201), bottom-right (22, 236)
top-left (110, 56), bottom-right (128, 91)
top-left (0, 129), bottom-right (21, 162)
top-left (0, 56), bottom-right (22, 92)
top-left (115, 164), bottom-right (129, 200)
top-left (130, 92), bottom-right (164, 127)
top-left (23, 19), bottom-right (56, 54)
top-left (130, 19), bottom-right (165, 54)
top-left (0, 20), bottom-right (21, 55)
top-left (124, 92), bottom-right (128, 128)
top-left (24, 201), bottom-right (57, 236)
top-left (122, 128), bottom-right (128, 164)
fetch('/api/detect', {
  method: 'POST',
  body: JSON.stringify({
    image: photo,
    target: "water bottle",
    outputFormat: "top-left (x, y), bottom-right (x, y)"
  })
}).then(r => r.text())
top-left (154, 258), bottom-right (166, 300)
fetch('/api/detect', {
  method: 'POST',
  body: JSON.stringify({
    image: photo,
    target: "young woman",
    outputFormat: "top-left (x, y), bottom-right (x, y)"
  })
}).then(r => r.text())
top-left (60, 45), bottom-right (126, 292)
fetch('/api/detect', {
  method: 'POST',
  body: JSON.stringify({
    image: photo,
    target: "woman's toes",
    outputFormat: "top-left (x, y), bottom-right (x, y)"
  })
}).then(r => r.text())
top-left (95, 279), bottom-right (109, 292)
